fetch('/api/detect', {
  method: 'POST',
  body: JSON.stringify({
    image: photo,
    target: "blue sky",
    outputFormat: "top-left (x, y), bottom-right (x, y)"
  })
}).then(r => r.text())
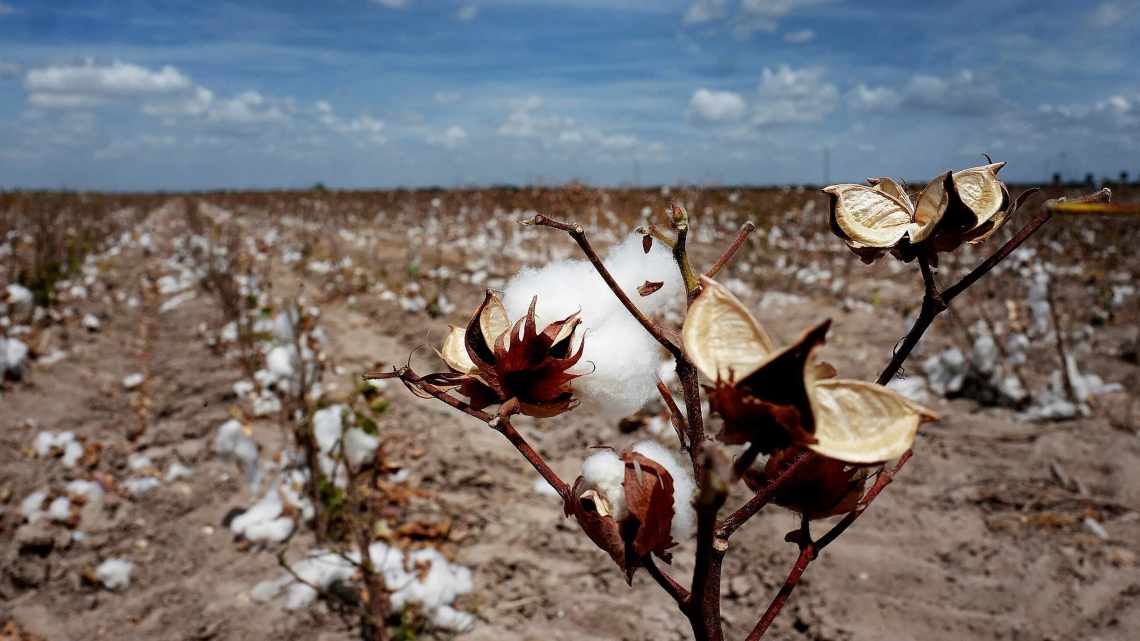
top-left (0, 0), bottom-right (1138, 190)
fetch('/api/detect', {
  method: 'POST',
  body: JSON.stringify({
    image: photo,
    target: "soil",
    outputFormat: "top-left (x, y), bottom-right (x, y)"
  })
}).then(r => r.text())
top-left (2, 187), bottom-right (1138, 641)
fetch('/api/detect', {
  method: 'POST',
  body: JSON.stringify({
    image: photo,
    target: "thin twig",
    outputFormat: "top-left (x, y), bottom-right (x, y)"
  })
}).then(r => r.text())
top-left (656, 378), bottom-right (689, 450)
top-left (744, 517), bottom-right (813, 641)
top-left (644, 556), bottom-right (690, 606)
top-left (526, 214), bottom-right (681, 357)
top-left (716, 449), bottom-right (812, 540)
top-left (704, 221), bottom-right (757, 279)
top-left (365, 368), bottom-right (573, 505)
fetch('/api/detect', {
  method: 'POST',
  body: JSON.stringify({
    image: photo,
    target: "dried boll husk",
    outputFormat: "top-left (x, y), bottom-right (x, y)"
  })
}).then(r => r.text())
top-left (824, 161), bottom-right (1015, 263)
top-left (568, 449), bottom-right (684, 582)
top-left (744, 448), bottom-right (868, 520)
top-left (682, 277), bottom-right (937, 463)
top-left (436, 290), bottom-right (584, 418)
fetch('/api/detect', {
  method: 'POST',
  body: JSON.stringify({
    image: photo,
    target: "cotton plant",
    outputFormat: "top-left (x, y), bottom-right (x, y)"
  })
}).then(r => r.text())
top-left (370, 175), bottom-right (1112, 641)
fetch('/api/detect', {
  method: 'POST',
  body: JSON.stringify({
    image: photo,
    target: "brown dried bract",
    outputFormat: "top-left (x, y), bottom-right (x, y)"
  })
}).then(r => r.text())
top-left (437, 290), bottom-right (584, 418)
top-left (567, 450), bottom-right (679, 582)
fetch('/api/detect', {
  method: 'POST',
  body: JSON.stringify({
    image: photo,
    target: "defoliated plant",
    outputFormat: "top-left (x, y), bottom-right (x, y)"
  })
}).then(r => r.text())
top-left (369, 172), bottom-right (1112, 641)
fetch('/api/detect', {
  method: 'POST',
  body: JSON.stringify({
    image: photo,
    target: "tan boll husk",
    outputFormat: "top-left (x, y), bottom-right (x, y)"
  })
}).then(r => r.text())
top-left (824, 161), bottom-right (1012, 263)
top-left (682, 277), bottom-right (937, 463)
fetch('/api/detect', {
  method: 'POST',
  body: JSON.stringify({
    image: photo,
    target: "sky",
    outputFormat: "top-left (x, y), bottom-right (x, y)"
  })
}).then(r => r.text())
top-left (0, 0), bottom-right (1138, 190)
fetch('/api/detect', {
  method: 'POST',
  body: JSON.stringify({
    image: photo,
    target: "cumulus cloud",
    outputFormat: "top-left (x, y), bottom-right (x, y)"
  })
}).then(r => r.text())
top-left (427, 125), bottom-right (468, 149)
top-left (1086, 2), bottom-right (1128, 29)
top-left (497, 95), bottom-right (573, 138)
top-left (752, 65), bottom-right (838, 125)
top-left (456, 4), bottom-right (479, 21)
top-left (845, 71), bottom-right (1006, 117)
top-left (689, 88), bottom-right (746, 123)
top-left (24, 60), bottom-right (192, 108)
top-left (738, 0), bottom-right (831, 36)
top-left (683, 0), bottom-right (727, 24)
top-left (902, 70), bottom-right (1005, 116)
top-left (371, 0), bottom-right (408, 8)
top-left (783, 29), bottom-right (815, 43)
top-left (847, 83), bottom-right (902, 112)
top-left (317, 101), bottom-right (386, 144)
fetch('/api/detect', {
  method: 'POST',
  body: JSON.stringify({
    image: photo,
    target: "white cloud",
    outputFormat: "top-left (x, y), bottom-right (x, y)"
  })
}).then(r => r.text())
top-left (738, 0), bottom-right (831, 36)
top-left (93, 135), bottom-right (177, 160)
top-left (497, 95), bottom-right (573, 138)
top-left (683, 0), bottom-right (727, 24)
top-left (456, 4), bottom-right (479, 21)
top-left (902, 70), bottom-right (1004, 116)
top-left (689, 88), bottom-right (746, 123)
top-left (207, 91), bottom-right (288, 124)
top-left (752, 65), bottom-right (837, 125)
top-left (1086, 2), bottom-right (1127, 29)
top-left (847, 83), bottom-right (901, 112)
top-left (844, 71), bottom-right (1006, 117)
top-left (427, 125), bottom-right (468, 149)
top-left (371, 0), bottom-right (408, 8)
top-left (783, 29), bottom-right (815, 43)
top-left (318, 102), bottom-right (386, 144)
top-left (26, 60), bottom-right (192, 99)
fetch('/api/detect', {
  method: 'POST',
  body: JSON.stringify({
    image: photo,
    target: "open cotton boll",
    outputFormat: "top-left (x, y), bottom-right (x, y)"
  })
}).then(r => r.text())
top-left (343, 428), bottom-right (379, 468)
top-left (574, 313), bottom-right (672, 419)
top-left (601, 233), bottom-right (686, 320)
top-left (631, 440), bottom-right (697, 542)
top-left (213, 419), bottom-right (260, 487)
top-left (230, 488), bottom-right (294, 543)
top-left (95, 558), bottom-right (134, 591)
top-left (501, 233), bottom-right (682, 419)
top-left (579, 450), bottom-right (627, 521)
top-left (21, 490), bottom-right (48, 523)
top-left (282, 552), bottom-right (358, 610)
top-left (47, 496), bottom-right (72, 522)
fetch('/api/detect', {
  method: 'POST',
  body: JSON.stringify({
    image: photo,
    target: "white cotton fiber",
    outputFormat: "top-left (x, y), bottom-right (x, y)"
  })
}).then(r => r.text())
top-left (47, 496), bottom-right (72, 522)
top-left (579, 450), bottom-right (628, 521)
top-left (213, 419), bottom-right (260, 487)
top-left (21, 490), bottom-right (48, 522)
top-left (501, 233), bottom-right (683, 419)
top-left (95, 558), bottom-right (134, 590)
top-left (575, 313), bottom-right (668, 419)
top-left (631, 440), bottom-right (697, 542)
top-left (229, 486), bottom-right (296, 543)
top-left (343, 428), bottom-right (379, 468)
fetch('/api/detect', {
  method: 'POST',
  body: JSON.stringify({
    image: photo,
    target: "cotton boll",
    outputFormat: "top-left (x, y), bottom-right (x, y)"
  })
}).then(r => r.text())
top-left (47, 496), bottom-right (72, 522)
top-left (213, 419), bottom-right (260, 486)
top-left (123, 477), bottom-right (160, 496)
top-left (165, 462), bottom-right (194, 481)
top-left (631, 440), bottom-right (696, 542)
top-left (431, 605), bottom-right (477, 633)
top-left (601, 233), bottom-right (685, 320)
top-left (579, 450), bottom-right (627, 521)
top-left (3, 337), bottom-right (29, 378)
top-left (62, 440), bottom-right (84, 467)
top-left (312, 406), bottom-right (344, 455)
top-left (574, 314), bottom-right (671, 419)
top-left (95, 558), bottom-right (134, 590)
top-left (343, 428), bottom-right (379, 468)
top-left (282, 552), bottom-right (357, 609)
top-left (266, 345), bottom-right (296, 380)
top-left (21, 490), bottom-right (48, 522)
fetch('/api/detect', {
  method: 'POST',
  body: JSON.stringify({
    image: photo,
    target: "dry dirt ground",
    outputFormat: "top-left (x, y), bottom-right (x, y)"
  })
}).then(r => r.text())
top-left (2, 189), bottom-right (1138, 641)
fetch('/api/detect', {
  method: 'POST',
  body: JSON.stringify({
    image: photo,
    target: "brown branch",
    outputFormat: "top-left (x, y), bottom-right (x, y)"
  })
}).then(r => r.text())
top-left (704, 221), bottom-right (757, 279)
top-left (716, 449), bottom-right (812, 540)
top-left (748, 190), bottom-right (1112, 639)
top-left (656, 378), bottom-right (689, 450)
top-left (526, 213), bottom-right (681, 358)
top-left (364, 368), bottom-right (572, 505)
top-left (644, 556), bottom-right (690, 606)
top-left (744, 517), bottom-right (813, 641)
top-left (686, 448), bottom-right (727, 641)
